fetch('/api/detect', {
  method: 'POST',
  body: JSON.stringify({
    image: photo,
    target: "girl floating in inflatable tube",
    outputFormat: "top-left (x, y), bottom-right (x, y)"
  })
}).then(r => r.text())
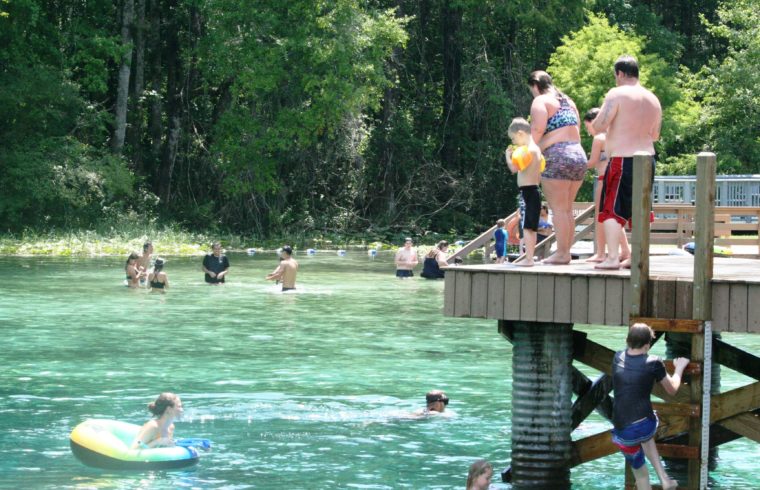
top-left (132, 392), bottom-right (183, 449)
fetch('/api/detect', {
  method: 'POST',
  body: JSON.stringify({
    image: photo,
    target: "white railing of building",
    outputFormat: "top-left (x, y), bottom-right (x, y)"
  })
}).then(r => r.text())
top-left (653, 175), bottom-right (760, 207)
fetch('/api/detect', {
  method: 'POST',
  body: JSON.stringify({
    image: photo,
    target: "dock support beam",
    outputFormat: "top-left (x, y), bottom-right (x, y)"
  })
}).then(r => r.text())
top-left (509, 321), bottom-right (573, 489)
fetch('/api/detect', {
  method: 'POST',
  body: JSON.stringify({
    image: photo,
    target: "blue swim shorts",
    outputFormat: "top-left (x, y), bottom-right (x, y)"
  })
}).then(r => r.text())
top-left (611, 415), bottom-right (658, 469)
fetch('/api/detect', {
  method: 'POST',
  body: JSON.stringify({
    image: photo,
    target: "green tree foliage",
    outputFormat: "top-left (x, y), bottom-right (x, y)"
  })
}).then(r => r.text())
top-left (548, 13), bottom-right (700, 170)
top-left (197, 0), bottom-right (409, 234)
top-left (0, 1), bottom-right (133, 231)
top-left (0, 0), bottom-right (753, 237)
top-left (694, 0), bottom-right (760, 173)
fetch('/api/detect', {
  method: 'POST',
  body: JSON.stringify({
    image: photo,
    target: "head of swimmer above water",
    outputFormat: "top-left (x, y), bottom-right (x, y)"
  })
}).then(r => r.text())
top-left (426, 390), bottom-right (449, 412)
top-left (126, 251), bottom-right (140, 267)
top-left (148, 392), bottom-right (183, 419)
top-left (153, 258), bottom-right (165, 273)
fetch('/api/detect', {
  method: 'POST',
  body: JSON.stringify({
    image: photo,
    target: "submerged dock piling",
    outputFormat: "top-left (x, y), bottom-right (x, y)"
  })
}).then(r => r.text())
top-left (509, 321), bottom-right (573, 489)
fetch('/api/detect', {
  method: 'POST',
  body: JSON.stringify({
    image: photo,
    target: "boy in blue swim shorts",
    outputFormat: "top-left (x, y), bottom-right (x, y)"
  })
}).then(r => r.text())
top-left (612, 323), bottom-right (689, 490)
top-left (493, 219), bottom-right (508, 264)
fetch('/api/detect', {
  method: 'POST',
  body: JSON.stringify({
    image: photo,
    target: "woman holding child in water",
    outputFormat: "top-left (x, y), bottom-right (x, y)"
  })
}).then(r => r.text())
top-left (125, 252), bottom-right (143, 288)
top-left (528, 71), bottom-right (587, 264)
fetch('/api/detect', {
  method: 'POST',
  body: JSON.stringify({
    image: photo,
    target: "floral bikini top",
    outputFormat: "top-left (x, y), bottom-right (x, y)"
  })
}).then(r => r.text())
top-left (544, 96), bottom-right (578, 134)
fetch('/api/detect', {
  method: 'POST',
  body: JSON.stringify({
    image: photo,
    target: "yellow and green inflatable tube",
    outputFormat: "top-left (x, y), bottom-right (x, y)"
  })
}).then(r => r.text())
top-left (70, 419), bottom-right (200, 470)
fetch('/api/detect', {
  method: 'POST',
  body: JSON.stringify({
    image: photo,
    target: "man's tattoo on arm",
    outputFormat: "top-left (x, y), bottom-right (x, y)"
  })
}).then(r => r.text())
top-left (598, 98), bottom-right (615, 125)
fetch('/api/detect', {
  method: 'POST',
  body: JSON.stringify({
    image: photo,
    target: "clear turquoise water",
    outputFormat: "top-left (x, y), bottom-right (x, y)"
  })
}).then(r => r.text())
top-left (0, 253), bottom-right (757, 489)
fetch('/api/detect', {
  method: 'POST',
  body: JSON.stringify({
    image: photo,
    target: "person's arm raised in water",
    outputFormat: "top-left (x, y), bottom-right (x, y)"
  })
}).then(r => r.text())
top-left (266, 264), bottom-right (284, 282)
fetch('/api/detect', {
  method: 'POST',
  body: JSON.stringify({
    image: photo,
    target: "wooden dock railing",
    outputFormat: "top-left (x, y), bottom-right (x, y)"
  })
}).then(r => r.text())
top-left (448, 202), bottom-right (760, 264)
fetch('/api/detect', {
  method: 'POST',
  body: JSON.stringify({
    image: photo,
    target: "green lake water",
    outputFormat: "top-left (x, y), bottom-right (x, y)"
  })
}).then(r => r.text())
top-left (0, 253), bottom-right (757, 489)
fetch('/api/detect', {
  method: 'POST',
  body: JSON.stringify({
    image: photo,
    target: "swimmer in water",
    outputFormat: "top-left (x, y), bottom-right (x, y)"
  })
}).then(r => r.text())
top-left (148, 258), bottom-right (169, 291)
top-left (131, 392), bottom-right (183, 449)
top-left (411, 390), bottom-right (450, 417)
top-left (466, 459), bottom-right (494, 490)
top-left (266, 245), bottom-right (298, 291)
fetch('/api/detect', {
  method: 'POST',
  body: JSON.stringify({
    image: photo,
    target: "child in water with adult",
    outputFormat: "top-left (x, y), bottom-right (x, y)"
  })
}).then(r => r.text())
top-left (505, 117), bottom-right (544, 266)
top-left (266, 245), bottom-right (298, 291)
top-left (420, 241), bottom-right (449, 279)
top-left (466, 459), bottom-right (493, 490)
top-left (148, 258), bottom-right (169, 291)
top-left (125, 252), bottom-right (144, 288)
top-left (132, 392), bottom-right (183, 449)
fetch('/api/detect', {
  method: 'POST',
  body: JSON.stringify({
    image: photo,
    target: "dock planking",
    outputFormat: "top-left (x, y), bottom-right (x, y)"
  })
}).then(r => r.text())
top-left (443, 255), bottom-right (760, 333)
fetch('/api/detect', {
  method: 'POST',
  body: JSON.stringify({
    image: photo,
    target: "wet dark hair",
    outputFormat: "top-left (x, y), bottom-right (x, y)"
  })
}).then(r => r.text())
top-left (148, 392), bottom-right (179, 417)
top-left (426, 390), bottom-right (449, 406)
top-left (614, 55), bottom-right (639, 78)
top-left (153, 258), bottom-right (165, 273)
top-left (627, 323), bottom-right (655, 349)
top-left (584, 108), bottom-right (600, 122)
top-left (126, 251), bottom-right (140, 266)
top-left (143, 241), bottom-right (152, 252)
top-left (281, 245), bottom-right (293, 256)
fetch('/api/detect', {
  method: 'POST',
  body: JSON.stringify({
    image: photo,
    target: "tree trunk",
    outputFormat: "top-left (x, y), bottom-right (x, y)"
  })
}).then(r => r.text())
top-left (128, 0), bottom-right (146, 171)
top-left (147, 0), bottom-right (163, 167)
top-left (158, 0), bottom-right (182, 202)
top-left (112, 0), bottom-right (135, 154)
top-left (441, 0), bottom-right (462, 171)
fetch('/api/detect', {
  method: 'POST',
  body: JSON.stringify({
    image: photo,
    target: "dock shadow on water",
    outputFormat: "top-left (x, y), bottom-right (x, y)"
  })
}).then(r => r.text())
top-left (0, 254), bottom-right (757, 488)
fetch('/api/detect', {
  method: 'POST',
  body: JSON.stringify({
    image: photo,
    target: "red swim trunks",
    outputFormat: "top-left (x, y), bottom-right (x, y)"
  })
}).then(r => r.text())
top-left (599, 156), bottom-right (655, 227)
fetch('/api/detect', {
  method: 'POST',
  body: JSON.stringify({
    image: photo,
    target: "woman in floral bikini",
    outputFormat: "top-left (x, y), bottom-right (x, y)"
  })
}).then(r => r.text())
top-left (527, 71), bottom-right (588, 264)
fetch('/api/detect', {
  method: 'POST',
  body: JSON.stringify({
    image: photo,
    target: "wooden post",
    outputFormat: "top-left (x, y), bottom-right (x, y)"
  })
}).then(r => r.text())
top-left (690, 152), bottom-right (716, 489)
top-left (630, 152), bottom-right (654, 317)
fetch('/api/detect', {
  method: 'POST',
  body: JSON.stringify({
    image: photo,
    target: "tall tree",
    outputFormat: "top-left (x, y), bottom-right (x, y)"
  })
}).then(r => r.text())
top-left (112, 0), bottom-right (135, 154)
top-left (157, 0), bottom-right (182, 202)
top-left (441, 0), bottom-right (463, 171)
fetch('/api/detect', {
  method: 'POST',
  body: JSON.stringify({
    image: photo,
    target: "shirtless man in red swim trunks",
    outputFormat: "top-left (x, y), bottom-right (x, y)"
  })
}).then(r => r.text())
top-left (592, 55), bottom-right (662, 270)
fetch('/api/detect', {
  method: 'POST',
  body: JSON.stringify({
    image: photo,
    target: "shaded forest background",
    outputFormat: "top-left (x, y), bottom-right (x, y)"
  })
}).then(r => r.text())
top-left (1, 0), bottom-right (758, 239)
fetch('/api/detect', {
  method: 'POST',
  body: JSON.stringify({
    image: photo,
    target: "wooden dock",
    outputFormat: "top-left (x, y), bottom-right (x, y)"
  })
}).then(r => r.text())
top-left (444, 153), bottom-right (760, 489)
top-left (443, 256), bottom-right (760, 333)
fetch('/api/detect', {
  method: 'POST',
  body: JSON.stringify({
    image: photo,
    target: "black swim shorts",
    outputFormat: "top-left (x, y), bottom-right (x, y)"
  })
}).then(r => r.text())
top-left (519, 185), bottom-right (542, 231)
